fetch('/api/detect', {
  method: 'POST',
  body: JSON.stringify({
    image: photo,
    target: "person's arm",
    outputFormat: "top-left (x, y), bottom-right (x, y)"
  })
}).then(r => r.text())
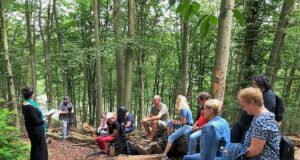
top-left (263, 90), bottom-right (276, 112)
top-left (125, 121), bottom-right (131, 128)
top-left (58, 102), bottom-right (68, 114)
top-left (147, 113), bottom-right (163, 121)
top-left (147, 106), bottom-right (167, 121)
top-left (246, 117), bottom-right (270, 158)
top-left (246, 137), bottom-right (266, 157)
top-left (141, 114), bottom-right (152, 122)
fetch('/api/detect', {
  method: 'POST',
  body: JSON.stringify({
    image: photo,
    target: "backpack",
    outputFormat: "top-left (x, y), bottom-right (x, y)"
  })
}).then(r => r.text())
top-left (274, 95), bottom-right (285, 122)
top-left (279, 136), bottom-right (294, 160)
top-left (267, 136), bottom-right (294, 160)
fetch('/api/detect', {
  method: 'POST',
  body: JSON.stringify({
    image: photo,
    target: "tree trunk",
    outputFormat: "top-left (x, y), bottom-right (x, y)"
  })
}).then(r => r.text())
top-left (25, 0), bottom-right (37, 98)
top-left (179, 21), bottom-right (189, 96)
top-left (39, 0), bottom-right (54, 109)
top-left (0, 0), bottom-right (20, 130)
top-left (93, 0), bottom-right (103, 127)
top-left (53, 0), bottom-right (67, 95)
top-left (239, 0), bottom-right (263, 88)
top-left (124, 0), bottom-right (135, 111)
top-left (137, 0), bottom-right (146, 128)
top-left (265, 0), bottom-right (295, 84)
top-left (211, 0), bottom-right (235, 100)
top-left (114, 0), bottom-right (125, 108)
top-left (284, 59), bottom-right (297, 97)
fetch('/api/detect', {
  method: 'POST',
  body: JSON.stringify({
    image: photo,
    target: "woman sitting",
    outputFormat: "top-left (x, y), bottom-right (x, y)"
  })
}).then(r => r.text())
top-left (97, 112), bottom-right (108, 136)
top-left (183, 99), bottom-right (230, 160)
top-left (228, 87), bottom-right (281, 159)
top-left (162, 95), bottom-right (193, 160)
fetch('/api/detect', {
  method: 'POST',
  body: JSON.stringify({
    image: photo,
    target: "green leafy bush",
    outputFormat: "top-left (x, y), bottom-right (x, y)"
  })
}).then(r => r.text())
top-left (0, 108), bottom-right (30, 160)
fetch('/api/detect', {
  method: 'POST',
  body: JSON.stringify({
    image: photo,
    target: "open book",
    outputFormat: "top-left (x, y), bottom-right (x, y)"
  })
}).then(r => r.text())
top-left (44, 109), bottom-right (58, 116)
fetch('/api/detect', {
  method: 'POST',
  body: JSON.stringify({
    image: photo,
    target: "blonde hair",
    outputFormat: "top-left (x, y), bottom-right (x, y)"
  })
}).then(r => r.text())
top-left (238, 87), bottom-right (263, 106)
top-left (204, 99), bottom-right (223, 115)
top-left (175, 95), bottom-right (189, 113)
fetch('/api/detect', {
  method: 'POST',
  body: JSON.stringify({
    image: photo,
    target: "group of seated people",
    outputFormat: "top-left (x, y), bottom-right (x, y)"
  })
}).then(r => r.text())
top-left (95, 74), bottom-right (282, 160)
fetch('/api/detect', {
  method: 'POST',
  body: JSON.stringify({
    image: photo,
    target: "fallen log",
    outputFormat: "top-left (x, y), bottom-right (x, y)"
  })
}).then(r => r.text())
top-left (116, 154), bottom-right (162, 160)
top-left (288, 136), bottom-right (300, 147)
top-left (46, 131), bottom-right (95, 143)
top-left (46, 132), bottom-right (62, 139)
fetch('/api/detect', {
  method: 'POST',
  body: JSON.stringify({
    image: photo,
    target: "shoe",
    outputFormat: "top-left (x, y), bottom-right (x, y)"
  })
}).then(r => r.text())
top-left (99, 150), bottom-right (107, 155)
top-left (161, 154), bottom-right (168, 160)
top-left (46, 137), bottom-right (52, 144)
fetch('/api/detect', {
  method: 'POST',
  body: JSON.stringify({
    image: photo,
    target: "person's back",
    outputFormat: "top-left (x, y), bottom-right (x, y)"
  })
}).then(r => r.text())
top-left (201, 116), bottom-right (230, 159)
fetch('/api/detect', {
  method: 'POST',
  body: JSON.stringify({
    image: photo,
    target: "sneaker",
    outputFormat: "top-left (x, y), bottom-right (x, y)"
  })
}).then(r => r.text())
top-left (99, 150), bottom-right (107, 155)
top-left (161, 154), bottom-right (168, 160)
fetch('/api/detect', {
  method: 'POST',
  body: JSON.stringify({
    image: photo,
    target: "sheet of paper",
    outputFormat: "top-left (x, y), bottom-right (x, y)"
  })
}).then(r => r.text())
top-left (45, 109), bottom-right (57, 116)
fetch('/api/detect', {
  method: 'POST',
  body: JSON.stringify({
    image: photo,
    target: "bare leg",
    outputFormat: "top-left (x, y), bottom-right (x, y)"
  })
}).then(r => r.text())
top-left (141, 121), bottom-right (151, 136)
top-left (163, 142), bottom-right (173, 157)
top-left (149, 120), bottom-right (158, 140)
top-left (166, 126), bottom-right (172, 136)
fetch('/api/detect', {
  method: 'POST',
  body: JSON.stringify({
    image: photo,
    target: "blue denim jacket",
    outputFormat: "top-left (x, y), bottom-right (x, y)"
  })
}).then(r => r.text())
top-left (184, 116), bottom-right (230, 160)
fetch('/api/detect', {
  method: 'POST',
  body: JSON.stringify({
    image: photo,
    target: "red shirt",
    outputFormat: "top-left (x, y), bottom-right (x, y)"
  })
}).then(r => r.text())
top-left (196, 109), bottom-right (208, 128)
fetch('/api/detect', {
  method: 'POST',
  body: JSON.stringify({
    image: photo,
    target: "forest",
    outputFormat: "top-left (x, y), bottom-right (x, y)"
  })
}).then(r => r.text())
top-left (0, 0), bottom-right (299, 159)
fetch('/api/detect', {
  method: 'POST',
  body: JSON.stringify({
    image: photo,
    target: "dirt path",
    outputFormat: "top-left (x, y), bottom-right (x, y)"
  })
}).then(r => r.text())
top-left (48, 138), bottom-right (112, 160)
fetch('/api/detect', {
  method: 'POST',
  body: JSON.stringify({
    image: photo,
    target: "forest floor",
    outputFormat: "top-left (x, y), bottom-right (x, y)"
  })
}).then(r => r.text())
top-left (48, 138), bottom-right (113, 160)
top-left (46, 138), bottom-right (300, 160)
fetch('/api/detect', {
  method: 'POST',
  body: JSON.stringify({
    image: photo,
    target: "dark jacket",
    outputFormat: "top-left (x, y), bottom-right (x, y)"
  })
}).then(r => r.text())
top-left (22, 104), bottom-right (48, 160)
top-left (263, 89), bottom-right (276, 113)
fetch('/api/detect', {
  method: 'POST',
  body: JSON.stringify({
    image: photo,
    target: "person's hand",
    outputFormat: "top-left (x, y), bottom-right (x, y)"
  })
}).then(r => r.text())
top-left (172, 120), bottom-right (177, 125)
top-left (192, 126), bottom-right (199, 132)
top-left (141, 117), bottom-right (148, 123)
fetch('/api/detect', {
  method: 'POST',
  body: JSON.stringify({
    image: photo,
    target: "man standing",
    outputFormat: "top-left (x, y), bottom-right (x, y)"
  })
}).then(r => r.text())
top-left (58, 96), bottom-right (73, 141)
top-left (141, 95), bottom-right (169, 141)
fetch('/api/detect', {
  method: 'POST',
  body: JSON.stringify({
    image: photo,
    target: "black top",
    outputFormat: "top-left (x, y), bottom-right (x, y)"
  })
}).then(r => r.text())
top-left (107, 121), bottom-right (120, 136)
top-left (22, 104), bottom-right (44, 133)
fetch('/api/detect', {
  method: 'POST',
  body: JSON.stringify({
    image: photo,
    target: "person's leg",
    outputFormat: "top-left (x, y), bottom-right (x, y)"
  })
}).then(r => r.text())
top-left (183, 153), bottom-right (201, 160)
top-left (162, 125), bottom-right (191, 157)
top-left (184, 128), bottom-right (193, 146)
top-left (96, 135), bottom-right (114, 152)
top-left (141, 121), bottom-right (151, 136)
top-left (149, 120), bottom-right (158, 140)
top-left (230, 122), bottom-right (242, 143)
top-left (96, 136), bottom-right (106, 149)
top-left (188, 130), bottom-right (202, 155)
top-left (61, 120), bottom-right (67, 140)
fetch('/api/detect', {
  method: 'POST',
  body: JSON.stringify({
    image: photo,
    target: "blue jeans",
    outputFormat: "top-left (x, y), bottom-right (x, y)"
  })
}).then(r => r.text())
top-left (183, 153), bottom-right (226, 160)
top-left (125, 127), bottom-right (134, 133)
top-left (183, 153), bottom-right (200, 160)
top-left (184, 128), bottom-right (202, 155)
top-left (168, 125), bottom-right (192, 143)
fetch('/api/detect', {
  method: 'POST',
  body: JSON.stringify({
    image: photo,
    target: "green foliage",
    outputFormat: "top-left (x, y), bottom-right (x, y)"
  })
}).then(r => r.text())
top-left (232, 8), bottom-right (245, 26)
top-left (176, 0), bottom-right (201, 21)
top-left (0, 108), bottom-right (30, 160)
